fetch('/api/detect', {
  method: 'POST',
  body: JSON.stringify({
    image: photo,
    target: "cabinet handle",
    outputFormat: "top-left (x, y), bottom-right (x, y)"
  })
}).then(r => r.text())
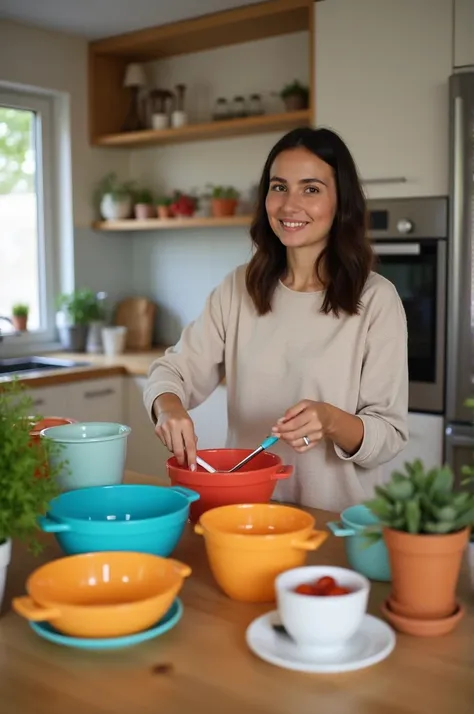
top-left (84, 388), bottom-right (115, 399)
top-left (33, 398), bottom-right (45, 407)
top-left (362, 177), bottom-right (407, 185)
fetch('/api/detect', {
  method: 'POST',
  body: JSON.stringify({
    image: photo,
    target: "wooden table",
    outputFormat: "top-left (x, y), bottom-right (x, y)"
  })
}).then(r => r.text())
top-left (1, 471), bottom-right (474, 714)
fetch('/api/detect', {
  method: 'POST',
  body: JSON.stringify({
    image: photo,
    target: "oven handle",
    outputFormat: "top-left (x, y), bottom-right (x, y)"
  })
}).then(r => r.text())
top-left (373, 243), bottom-right (421, 256)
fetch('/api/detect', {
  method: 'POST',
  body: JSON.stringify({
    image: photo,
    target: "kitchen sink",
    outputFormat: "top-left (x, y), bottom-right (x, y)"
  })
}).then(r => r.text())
top-left (0, 356), bottom-right (90, 375)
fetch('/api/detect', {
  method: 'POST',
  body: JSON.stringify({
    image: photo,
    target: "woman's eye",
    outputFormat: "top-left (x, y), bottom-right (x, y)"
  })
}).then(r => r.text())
top-left (305, 185), bottom-right (319, 194)
top-left (270, 184), bottom-right (286, 192)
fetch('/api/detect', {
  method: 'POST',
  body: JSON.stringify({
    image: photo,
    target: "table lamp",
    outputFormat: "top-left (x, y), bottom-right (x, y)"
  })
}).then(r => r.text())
top-left (121, 62), bottom-right (146, 132)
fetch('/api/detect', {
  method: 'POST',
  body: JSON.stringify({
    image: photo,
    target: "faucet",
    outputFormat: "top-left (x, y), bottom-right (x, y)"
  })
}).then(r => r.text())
top-left (0, 316), bottom-right (21, 343)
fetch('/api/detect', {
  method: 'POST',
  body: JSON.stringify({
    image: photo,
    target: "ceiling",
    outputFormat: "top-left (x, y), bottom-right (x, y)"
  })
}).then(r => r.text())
top-left (0, 0), bottom-right (266, 40)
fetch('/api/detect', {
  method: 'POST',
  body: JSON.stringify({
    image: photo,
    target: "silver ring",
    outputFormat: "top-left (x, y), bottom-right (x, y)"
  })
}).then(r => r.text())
top-left (303, 435), bottom-right (310, 446)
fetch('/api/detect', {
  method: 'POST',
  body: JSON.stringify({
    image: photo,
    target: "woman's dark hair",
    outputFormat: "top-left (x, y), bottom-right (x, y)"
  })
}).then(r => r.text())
top-left (245, 127), bottom-right (374, 317)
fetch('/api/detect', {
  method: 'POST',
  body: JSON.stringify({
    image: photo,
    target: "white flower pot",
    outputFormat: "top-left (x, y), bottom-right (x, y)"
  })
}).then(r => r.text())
top-left (101, 326), bottom-right (127, 356)
top-left (0, 539), bottom-right (12, 613)
top-left (100, 194), bottom-right (132, 221)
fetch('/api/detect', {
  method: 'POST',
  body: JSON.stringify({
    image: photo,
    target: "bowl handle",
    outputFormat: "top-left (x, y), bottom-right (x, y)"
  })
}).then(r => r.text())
top-left (13, 596), bottom-right (61, 622)
top-left (292, 529), bottom-right (328, 551)
top-left (271, 465), bottom-right (293, 480)
top-left (170, 486), bottom-right (200, 503)
top-left (167, 559), bottom-right (192, 579)
top-left (194, 524), bottom-right (204, 536)
top-left (327, 521), bottom-right (356, 537)
top-left (38, 515), bottom-right (71, 533)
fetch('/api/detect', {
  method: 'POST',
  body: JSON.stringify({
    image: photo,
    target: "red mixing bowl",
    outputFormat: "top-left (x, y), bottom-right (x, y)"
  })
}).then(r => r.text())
top-left (166, 448), bottom-right (293, 522)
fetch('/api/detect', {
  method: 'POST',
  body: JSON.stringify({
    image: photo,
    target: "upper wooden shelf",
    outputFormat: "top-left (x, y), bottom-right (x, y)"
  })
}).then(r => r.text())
top-left (92, 215), bottom-right (252, 232)
top-left (94, 109), bottom-right (311, 148)
top-left (90, 0), bottom-right (313, 60)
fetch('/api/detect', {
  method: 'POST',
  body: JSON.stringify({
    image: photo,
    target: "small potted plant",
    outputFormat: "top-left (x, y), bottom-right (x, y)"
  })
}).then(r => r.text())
top-left (169, 191), bottom-right (197, 218)
top-left (280, 80), bottom-right (309, 112)
top-left (364, 459), bottom-right (474, 626)
top-left (208, 185), bottom-right (240, 217)
top-left (156, 196), bottom-right (173, 219)
top-left (133, 188), bottom-right (156, 220)
top-left (0, 380), bottom-right (65, 613)
top-left (94, 172), bottom-right (135, 221)
top-left (56, 288), bottom-right (101, 352)
top-left (11, 303), bottom-right (29, 332)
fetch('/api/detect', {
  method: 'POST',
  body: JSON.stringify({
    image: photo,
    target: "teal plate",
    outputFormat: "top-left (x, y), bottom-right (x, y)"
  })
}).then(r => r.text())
top-left (28, 598), bottom-right (183, 651)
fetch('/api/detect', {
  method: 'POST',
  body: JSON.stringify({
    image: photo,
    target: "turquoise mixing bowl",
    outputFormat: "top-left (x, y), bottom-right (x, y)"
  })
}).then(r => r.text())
top-left (40, 421), bottom-right (131, 491)
top-left (327, 504), bottom-right (391, 582)
top-left (38, 484), bottom-right (200, 557)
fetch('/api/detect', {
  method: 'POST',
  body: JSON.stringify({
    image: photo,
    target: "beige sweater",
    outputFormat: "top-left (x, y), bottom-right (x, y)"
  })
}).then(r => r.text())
top-left (144, 264), bottom-right (409, 512)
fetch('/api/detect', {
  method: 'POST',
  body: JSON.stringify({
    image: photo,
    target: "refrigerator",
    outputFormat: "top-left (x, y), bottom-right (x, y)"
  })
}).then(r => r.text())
top-left (445, 72), bottom-right (474, 487)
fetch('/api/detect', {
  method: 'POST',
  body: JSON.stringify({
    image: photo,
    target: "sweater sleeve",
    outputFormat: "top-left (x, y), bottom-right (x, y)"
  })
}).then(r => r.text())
top-left (143, 270), bottom-right (234, 421)
top-left (334, 279), bottom-right (409, 469)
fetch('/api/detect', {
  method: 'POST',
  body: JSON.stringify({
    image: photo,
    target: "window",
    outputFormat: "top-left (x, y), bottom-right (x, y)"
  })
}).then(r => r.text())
top-left (0, 89), bottom-right (56, 345)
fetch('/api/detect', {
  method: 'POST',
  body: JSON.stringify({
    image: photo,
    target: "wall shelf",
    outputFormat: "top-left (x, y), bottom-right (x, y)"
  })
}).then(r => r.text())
top-left (92, 215), bottom-right (253, 232)
top-left (94, 109), bottom-right (311, 148)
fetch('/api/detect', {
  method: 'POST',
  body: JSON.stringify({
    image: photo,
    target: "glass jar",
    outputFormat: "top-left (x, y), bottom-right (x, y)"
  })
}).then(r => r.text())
top-left (213, 97), bottom-right (229, 121)
top-left (248, 93), bottom-right (263, 116)
top-left (231, 95), bottom-right (247, 118)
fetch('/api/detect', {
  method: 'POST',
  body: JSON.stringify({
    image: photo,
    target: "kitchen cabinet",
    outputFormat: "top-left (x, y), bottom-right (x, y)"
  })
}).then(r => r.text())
top-left (454, 0), bottom-right (474, 68)
top-left (381, 413), bottom-right (445, 482)
top-left (24, 385), bottom-right (70, 418)
top-left (125, 376), bottom-right (170, 478)
top-left (314, 0), bottom-right (452, 198)
top-left (67, 377), bottom-right (125, 423)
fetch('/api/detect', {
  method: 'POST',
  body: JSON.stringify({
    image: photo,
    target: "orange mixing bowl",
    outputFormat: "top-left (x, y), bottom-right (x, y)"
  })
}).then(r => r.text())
top-left (195, 503), bottom-right (328, 602)
top-left (13, 551), bottom-right (191, 638)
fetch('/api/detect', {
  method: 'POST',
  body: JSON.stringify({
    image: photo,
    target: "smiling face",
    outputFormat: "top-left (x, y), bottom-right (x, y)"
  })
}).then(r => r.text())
top-left (265, 147), bottom-right (337, 252)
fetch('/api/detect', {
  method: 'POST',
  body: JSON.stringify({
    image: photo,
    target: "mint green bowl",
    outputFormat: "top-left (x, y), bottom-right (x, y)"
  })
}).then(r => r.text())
top-left (40, 422), bottom-right (131, 492)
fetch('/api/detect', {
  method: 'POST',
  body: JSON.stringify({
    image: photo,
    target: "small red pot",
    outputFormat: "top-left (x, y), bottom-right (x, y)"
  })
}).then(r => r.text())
top-left (29, 417), bottom-right (77, 478)
top-left (166, 449), bottom-right (293, 522)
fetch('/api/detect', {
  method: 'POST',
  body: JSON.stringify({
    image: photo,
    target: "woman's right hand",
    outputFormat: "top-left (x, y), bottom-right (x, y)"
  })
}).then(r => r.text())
top-left (153, 393), bottom-right (197, 470)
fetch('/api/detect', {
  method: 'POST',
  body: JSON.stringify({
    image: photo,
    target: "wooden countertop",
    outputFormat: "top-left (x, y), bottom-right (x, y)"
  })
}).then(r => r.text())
top-left (0, 347), bottom-right (168, 388)
top-left (1, 470), bottom-right (474, 714)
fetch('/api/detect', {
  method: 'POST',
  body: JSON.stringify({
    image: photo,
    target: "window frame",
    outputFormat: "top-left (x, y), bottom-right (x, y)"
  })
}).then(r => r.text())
top-left (0, 88), bottom-right (58, 350)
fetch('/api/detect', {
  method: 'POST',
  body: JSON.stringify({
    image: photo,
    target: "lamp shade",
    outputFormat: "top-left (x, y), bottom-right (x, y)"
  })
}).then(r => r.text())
top-left (124, 63), bottom-right (146, 88)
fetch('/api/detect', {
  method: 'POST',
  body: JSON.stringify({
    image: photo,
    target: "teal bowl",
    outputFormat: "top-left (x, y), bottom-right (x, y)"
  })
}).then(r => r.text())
top-left (327, 504), bottom-right (391, 582)
top-left (40, 422), bottom-right (131, 491)
top-left (38, 484), bottom-right (200, 557)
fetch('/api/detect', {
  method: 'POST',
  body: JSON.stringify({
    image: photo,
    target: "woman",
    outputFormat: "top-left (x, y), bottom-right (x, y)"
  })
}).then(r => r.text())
top-left (144, 127), bottom-right (408, 511)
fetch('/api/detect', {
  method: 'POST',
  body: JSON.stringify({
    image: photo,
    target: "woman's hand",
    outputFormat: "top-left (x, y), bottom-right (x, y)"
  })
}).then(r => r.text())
top-left (272, 400), bottom-right (364, 456)
top-left (153, 393), bottom-right (198, 469)
top-left (271, 400), bottom-right (331, 453)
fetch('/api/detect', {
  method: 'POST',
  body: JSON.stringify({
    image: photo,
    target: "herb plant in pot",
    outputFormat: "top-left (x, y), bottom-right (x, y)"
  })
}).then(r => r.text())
top-left (365, 459), bottom-right (474, 632)
top-left (56, 289), bottom-right (100, 352)
top-left (280, 80), bottom-right (309, 112)
top-left (208, 185), bottom-right (240, 217)
top-left (156, 196), bottom-right (172, 219)
top-left (133, 188), bottom-right (156, 220)
top-left (95, 172), bottom-right (135, 221)
top-left (0, 380), bottom-right (64, 613)
top-left (11, 303), bottom-right (29, 331)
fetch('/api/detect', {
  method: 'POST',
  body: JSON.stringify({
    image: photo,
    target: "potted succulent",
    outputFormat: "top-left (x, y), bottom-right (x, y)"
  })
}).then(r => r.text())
top-left (133, 188), bottom-right (156, 220)
top-left (169, 191), bottom-right (197, 218)
top-left (11, 303), bottom-right (29, 332)
top-left (280, 80), bottom-right (310, 112)
top-left (94, 172), bottom-right (135, 221)
top-left (364, 459), bottom-right (474, 623)
top-left (156, 196), bottom-right (173, 219)
top-left (56, 288), bottom-right (101, 352)
top-left (0, 380), bottom-right (65, 612)
top-left (208, 185), bottom-right (240, 217)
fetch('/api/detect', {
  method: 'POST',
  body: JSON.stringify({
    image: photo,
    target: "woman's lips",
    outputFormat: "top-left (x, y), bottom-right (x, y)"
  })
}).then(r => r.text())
top-left (279, 219), bottom-right (309, 232)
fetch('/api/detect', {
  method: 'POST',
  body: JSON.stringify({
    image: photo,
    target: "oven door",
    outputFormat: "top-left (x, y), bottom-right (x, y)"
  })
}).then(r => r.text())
top-left (372, 239), bottom-right (446, 414)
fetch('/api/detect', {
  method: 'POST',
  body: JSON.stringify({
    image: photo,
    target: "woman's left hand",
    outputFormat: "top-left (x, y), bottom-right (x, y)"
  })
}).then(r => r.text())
top-left (271, 400), bottom-right (332, 453)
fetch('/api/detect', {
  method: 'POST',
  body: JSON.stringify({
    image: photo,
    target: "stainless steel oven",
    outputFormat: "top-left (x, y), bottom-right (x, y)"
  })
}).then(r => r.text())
top-left (367, 196), bottom-right (448, 414)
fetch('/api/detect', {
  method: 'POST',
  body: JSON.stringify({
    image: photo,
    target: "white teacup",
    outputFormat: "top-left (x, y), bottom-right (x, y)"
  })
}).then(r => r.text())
top-left (275, 565), bottom-right (370, 653)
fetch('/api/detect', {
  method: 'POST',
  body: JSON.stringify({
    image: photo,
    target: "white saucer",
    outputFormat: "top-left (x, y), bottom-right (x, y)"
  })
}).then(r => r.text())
top-left (245, 610), bottom-right (396, 674)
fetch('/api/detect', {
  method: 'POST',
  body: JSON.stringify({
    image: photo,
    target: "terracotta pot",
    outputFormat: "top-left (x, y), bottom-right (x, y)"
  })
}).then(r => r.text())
top-left (283, 94), bottom-right (308, 112)
top-left (383, 526), bottom-right (469, 620)
top-left (134, 203), bottom-right (156, 220)
top-left (157, 205), bottom-right (171, 219)
top-left (211, 198), bottom-right (238, 218)
top-left (12, 315), bottom-right (27, 331)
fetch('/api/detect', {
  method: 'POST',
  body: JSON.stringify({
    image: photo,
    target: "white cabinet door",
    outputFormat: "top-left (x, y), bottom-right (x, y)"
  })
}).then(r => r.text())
top-left (381, 413), bottom-right (445, 482)
top-left (314, 0), bottom-right (452, 198)
top-left (190, 384), bottom-right (228, 450)
top-left (24, 384), bottom-right (71, 418)
top-left (68, 377), bottom-right (125, 423)
top-left (125, 376), bottom-right (171, 478)
top-left (454, 0), bottom-right (474, 68)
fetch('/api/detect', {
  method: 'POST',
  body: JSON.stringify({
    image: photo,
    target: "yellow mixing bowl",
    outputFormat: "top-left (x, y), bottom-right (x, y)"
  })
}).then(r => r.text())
top-left (13, 551), bottom-right (191, 638)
